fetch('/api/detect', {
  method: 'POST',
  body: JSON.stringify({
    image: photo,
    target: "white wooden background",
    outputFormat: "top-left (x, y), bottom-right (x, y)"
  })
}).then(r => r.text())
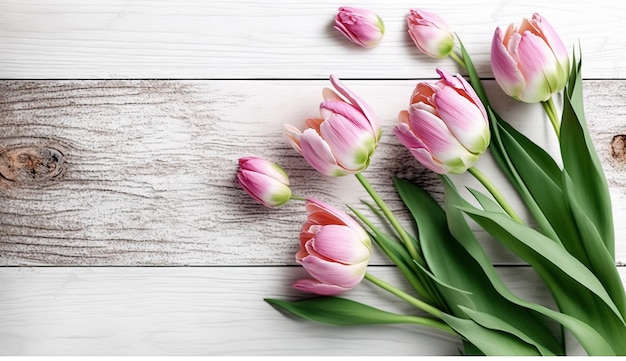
top-left (0, 0), bottom-right (625, 356)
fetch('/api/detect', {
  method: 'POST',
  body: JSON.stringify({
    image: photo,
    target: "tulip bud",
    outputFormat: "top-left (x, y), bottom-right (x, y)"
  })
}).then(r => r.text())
top-left (285, 75), bottom-right (381, 177)
top-left (491, 13), bottom-right (570, 103)
top-left (407, 9), bottom-right (455, 58)
top-left (334, 7), bottom-right (385, 48)
top-left (394, 69), bottom-right (490, 174)
top-left (237, 156), bottom-right (291, 207)
top-left (293, 198), bottom-right (372, 295)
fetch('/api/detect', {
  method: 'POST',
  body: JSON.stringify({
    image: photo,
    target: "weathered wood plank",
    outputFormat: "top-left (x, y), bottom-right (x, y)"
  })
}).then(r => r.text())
top-left (0, 80), bottom-right (624, 265)
top-left (3, 265), bottom-right (610, 356)
top-left (0, 0), bottom-right (625, 79)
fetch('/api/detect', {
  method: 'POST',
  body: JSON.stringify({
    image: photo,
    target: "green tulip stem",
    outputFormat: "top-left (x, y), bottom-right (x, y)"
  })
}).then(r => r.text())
top-left (468, 166), bottom-right (524, 224)
top-left (364, 272), bottom-right (450, 325)
top-left (542, 97), bottom-right (561, 138)
top-left (289, 195), bottom-right (306, 201)
top-left (450, 51), bottom-right (467, 71)
top-left (355, 173), bottom-right (422, 265)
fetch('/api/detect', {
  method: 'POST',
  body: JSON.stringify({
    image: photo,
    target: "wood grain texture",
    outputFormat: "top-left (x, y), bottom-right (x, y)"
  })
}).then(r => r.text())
top-left (4, 265), bottom-right (612, 356)
top-left (0, 0), bottom-right (625, 79)
top-left (0, 79), bottom-right (624, 266)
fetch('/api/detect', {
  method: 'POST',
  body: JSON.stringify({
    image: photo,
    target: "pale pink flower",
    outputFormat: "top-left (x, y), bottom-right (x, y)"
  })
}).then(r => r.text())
top-left (237, 156), bottom-right (291, 207)
top-left (491, 13), bottom-right (570, 103)
top-left (407, 9), bottom-right (455, 58)
top-left (334, 7), bottom-right (385, 48)
top-left (285, 75), bottom-right (381, 177)
top-left (293, 198), bottom-right (371, 295)
top-left (394, 69), bottom-right (490, 174)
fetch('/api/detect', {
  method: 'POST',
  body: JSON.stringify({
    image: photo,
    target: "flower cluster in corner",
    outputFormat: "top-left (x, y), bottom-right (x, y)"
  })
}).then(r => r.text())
top-left (236, 7), bottom-right (626, 356)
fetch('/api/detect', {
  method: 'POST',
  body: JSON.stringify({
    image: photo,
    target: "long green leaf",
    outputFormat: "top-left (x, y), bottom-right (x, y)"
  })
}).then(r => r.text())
top-left (560, 54), bottom-right (614, 258)
top-left (562, 171), bottom-right (626, 319)
top-left (442, 176), bottom-right (616, 355)
top-left (441, 314), bottom-right (541, 356)
top-left (264, 296), bottom-right (452, 333)
top-left (394, 178), bottom-right (562, 355)
top-left (458, 306), bottom-right (555, 356)
top-left (497, 121), bottom-right (590, 257)
top-left (488, 109), bottom-right (561, 242)
top-left (459, 204), bottom-right (624, 326)
top-left (265, 297), bottom-right (413, 325)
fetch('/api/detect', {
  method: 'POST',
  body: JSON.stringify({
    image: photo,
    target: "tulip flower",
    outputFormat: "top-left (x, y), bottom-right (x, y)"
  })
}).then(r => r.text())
top-left (237, 156), bottom-right (291, 207)
top-left (293, 198), bottom-right (372, 295)
top-left (334, 7), bottom-right (385, 48)
top-left (407, 9), bottom-right (455, 59)
top-left (491, 13), bottom-right (570, 103)
top-left (394, 69), bottom-right (489, 174)
top-left (285, 75), bottom-right (381, 177)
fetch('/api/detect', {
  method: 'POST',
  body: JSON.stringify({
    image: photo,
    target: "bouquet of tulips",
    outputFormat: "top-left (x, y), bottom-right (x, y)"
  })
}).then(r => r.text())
top-left (236, 7), bottom-right (626, 356)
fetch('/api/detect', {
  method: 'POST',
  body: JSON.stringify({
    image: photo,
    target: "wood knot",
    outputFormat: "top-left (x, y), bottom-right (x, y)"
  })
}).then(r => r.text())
top-left (611, 134), bottom-right (626, 161)
top-left (0, 146), bottom-right (64, 183)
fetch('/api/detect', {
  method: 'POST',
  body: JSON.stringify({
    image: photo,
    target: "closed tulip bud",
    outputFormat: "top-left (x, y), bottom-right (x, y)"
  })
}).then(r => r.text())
top-left (491, 13), bottom-right (570, 103)
top-left (293, 198), bottom-right (372, 295)
top-left (407, 9), bottom-right (455, 58)
top-left (334, 7), bottom-right (385, 48)
top-left (285, 75), bottom-right (381, 177)
top-left (394, 69), bottom-right (490, 174)
top-left (237, 156), bottom-right (291, 207)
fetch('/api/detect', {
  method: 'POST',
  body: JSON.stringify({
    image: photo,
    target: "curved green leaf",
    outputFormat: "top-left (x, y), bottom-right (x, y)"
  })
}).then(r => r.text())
top-left (442, 176), bottom-right (616, 355)
top-left (459, 306), bottom-right (555, 356)
top-left (562, 171), bottom-right (626, 319)
top-left (265, 297), bottom-right (414, 326)
top-left (394, 177), bottom-right (562, 355)
top-left (441, 314), bottom-right (541, 356)
top-left (560, 54), bottom-right (614, 258)
top-left (265, 296), bottom-right (453, 335)
top-left (458, 203), bottom-right (624, 326)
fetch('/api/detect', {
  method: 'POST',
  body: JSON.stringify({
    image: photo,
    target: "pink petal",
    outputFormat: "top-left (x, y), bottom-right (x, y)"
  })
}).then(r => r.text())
top-left (409, 25), bottom-right (454, 58)
top-left (292, 279), bottom-right (351, 295)
top-left (517, 31), bottom-right (559, 102)
top-left (491, 27), bottom-right (525, 99)
top-left (237, 170), bottom-right (291, 207)
top-left (409, 147), bottom-right (454, 174)
top-left (449, 71), bottom-right (488, 120)
top-left (308, 224), bottom-right (370, 264)
top-left (434, 86), bottom-right (490, 153)
top-left (304, 198), bottom-right (367, 237)
top-left (319, 113), bottom-right (375, 171)
top-left (394, 121), bottom-right (426, 151)
top-left (410, 82), bottom-right (437, 106)
top-left (283, 124), bottom-right (303, 153)
top-left (238, 157), bottom-right (289, 185)
top-left (406, 106), bottom-right (461, 156)
top-left (408, 9), bottom-right (451, 31)
top-left (531, 13), bottom-right (569, 64)
top-left (299, 128), bottom-right (347, 177)
top-left (407, 106), bottom-right (478, 169)
top-left (394, 122), bottom-right (450, 174)
top-left (328, 75), bottom-right (379, 135)
top-left (319, 100), bottom-right (371, 133)
top-left (300, 256), bottom-right (368, 288)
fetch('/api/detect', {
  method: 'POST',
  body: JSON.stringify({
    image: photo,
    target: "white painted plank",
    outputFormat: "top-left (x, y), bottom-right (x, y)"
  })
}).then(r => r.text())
top-left (4, 265), bottom-right (618, 356)
top-left (0, 80), bottom-right (624, 265)
top-left (0, 0), bottom-right (625, 79)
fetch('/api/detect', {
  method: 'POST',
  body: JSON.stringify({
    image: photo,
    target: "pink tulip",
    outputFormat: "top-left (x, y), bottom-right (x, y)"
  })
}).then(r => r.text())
top-left (407, 9), bottom-right (455, 58)
top-left (237, 156), bottom-right (291, 207)
top-left (491, 13), bottom-right (570, 103)
top-left (293, 198), bottom-right (371, 295)
top-left (334, 7), bottom-right (385, 48)
top-left (285, 75), bottom-right (381, 177)
top-left (394, 69), bottom-right (490, 174)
